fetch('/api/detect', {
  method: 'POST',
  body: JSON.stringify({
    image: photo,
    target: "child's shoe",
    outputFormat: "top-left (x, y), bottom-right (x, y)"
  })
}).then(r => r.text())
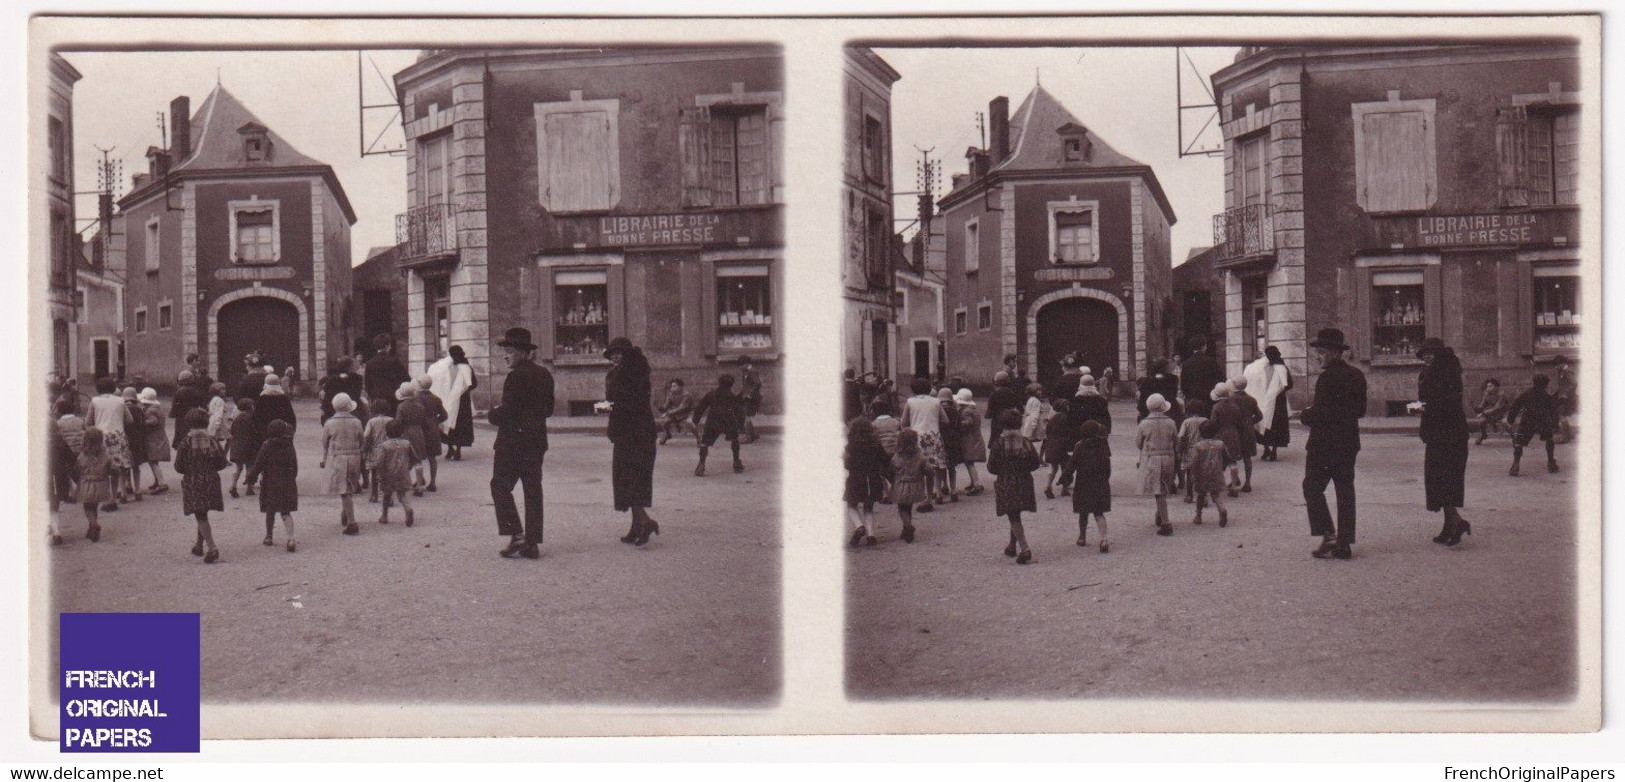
top-left (191, 542), bottom-right (204, 557)
top-left (1219, 509), bottom-right (1229, 528)
top-left (203, 549), bottom-right (219, 564)
top-left (1548, 459), bottom-right (1560, 473)
top-left (229, 487), bottom-right (239, 499)
top-left (1098, 540), bottom-right (1110, 554)
top-left (1003, 540), bottom-right (1018, 558)
top-left (262, 534), bottom-right (273, 546)
top-left (848, 528), bottom-right (866, 548)
top-left (733, 459), bottom-right (745, 474)
top-left (405, 508), bottom-right (415, 527)
top-left (917, 502), bottom-right (934, 513)
top-left (901, 524), bottom-right (916, 543)
top-left (286, 540), bottom-right (296, 553)
top-left (1015, 548), bottom-right (1033, 565)
top-left (1193, 513), bottom-right (1203, 525)
top-left (1509, 462), bottom-right (1520, 477)
top-left (1044, 487), bottom-right (1055, 500)
top-left (1157, 524), bottom-right (1173, 537)
top-left (343, 523), bottom-right (360, 536)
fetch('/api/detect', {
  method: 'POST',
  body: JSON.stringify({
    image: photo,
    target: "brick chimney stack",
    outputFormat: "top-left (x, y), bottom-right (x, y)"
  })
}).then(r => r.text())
top-left (169, 96), bottom-right (191, 161)
top-left (989, 96), bottom-right (1010, 165)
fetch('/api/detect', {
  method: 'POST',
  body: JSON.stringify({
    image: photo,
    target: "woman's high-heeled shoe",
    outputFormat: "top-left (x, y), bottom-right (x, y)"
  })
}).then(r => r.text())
top-left (634, 519), bottom-right (660, 547)
top-left (620, 517), bottom-right (643, 544)
top-left (1433, 518), bottom-right (1453, 544)
top-left (1446, 518), bottom-right (1472, 546)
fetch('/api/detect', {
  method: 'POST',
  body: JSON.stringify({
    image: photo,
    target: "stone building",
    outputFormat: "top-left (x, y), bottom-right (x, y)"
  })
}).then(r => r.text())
top-left (938, 85), bottom-right (1176, 391)
top-left (351, 245), bottom-right (410, 358)
top-left (1208, 44), bottom-right (1582, 413)
top-left (391, 47), bottom-right (784, 415)
top-left (842, 47), bottom-right (902, 381)
top-left (45, 53), bottom-right (81, 377)
top-left (118, 86), bottom-right (355, 390)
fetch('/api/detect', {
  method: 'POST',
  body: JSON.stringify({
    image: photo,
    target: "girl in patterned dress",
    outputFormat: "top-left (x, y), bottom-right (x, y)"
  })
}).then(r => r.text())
top-left (1138, 393), bottom-right (1179, 536)
top-left (888, 428), bottom-right (928, 544)
top-left (1176, 399), bottom-right (1211, 504)
top-left (173, 408), bottom-right (227, 563)
top-left (321, 393), bottom-right (365, 533)
top-left (987, 408), bottom-right (1040, 565)
top-left (74, 428), bottom-right (113, 543)
top-left (361, 396), bottom-right (395, 504)
top-left (375, 419), bottom-right (419, 527)
top-left (899, 377), bottom-right (948, 512)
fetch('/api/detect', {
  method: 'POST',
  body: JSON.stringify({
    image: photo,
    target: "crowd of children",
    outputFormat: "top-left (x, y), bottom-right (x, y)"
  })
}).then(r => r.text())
top-left (45, 366), bottom-right (466, 564)
top-left (842, 359), bottom-right (1574, 566)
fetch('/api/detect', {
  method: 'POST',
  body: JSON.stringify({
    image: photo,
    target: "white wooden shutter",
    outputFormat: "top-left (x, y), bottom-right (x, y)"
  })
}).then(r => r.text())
top-left (679, 106), bottom-right (713, 208)
top-left (542, 110), bottom-right (614, 212)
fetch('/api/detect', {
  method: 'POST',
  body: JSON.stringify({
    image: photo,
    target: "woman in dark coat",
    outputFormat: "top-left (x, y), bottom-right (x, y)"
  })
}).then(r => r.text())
top-left (1416, 339), bottom-right (1472, 545)
top-left (1068, 375), bottom-right (1113, 434)
top-left (252, 375), bottom-right (298, 444)
top-left (319, 357), bottom-right (365, 425)
top-left (603, 337), bottom-right (660, 546)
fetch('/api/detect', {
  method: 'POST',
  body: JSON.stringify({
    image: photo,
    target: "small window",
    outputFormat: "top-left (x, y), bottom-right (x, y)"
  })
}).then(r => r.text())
top-left (1532, 267), bottom-right (1580, 352)
top-left (50, 211), bottom-right (68, 280)
top-left (977, 302), bottom-right (992, 331)
top-left (717, 265), bottom-right (773, 351)
top-left (145, 219), bottom-right (161, 273)
top-left (244, 134), bottom-right (269, 162)
top-left (48, 118), bottom-right (68, 182)
top-left (1370, 270), bottom-right (1426, 358)
top-left (74, 288), bottom-right (87, 324)
top-left (964, 218), bottom-right (980, 274)
top-left (895, 287), bottom-right (909, 327)
top-left (554, 269), bottom-right (609, 357)
top-left (235, 209), bottom-right (275, 263)
top-left (954, 308), bottom-right (968, 335)
top-left (1527, 109), bottom-right (1580, 206)
top-left (1055, 209), bottom-right (1096, 264)
top-left (135, 308), bottom-right (148, 334)
top-left (1064, 137), bottom-right (1083, 162)
top-left (1240, 277), bottom-right (1268, 362)
top-left (863, 208), bottom-right (890, 290)
top-left (711, 106), bottom-right (771, 206)
top-left (863, 114), bottom-right (886, 184)
top-left (158, 303), bottom-right (173, 331)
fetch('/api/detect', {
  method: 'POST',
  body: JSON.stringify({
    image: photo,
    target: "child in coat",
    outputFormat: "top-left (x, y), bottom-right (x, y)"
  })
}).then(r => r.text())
top-left (987, 408), bottom-right (1041, 564)
top-left (1177, 399), bottom-right (1211, 504)
top-left (207, 382), bottom-right (234, 447)
top-left (889, 428), bottom-right (929, 544)
top-left (173, 408), bottom-right (228, 562)
top-left (1042, 397), bottom-right (1078, 500)
top-left (954, 390), bottom-right (988, 496)
top-left (1208, 383), bottom-right (1246, 497)
top-left (1063, 420), bottom-right (1113, 553)
top-left (1188, 419), bottom-right (1232, 528)
top-left (1508, 373), bottom-right (1561, 476)
top-left (691, 374), bottom-right (747, 476)
top-left (228, 398), bottom-right (258, 498)
top-left (843, 417), bottom-right (890, 546)
top-left (50, 400), bottom-right (85, 544)
top-left (361, 396), bottom-right (395, 504)
top-left (375, 418), bottom-right (419, 527)
top-left (1228, 376), bottom-right (1264, 492)
top-left (1138, 393), bottom-right (1179, 535)
top-left (138, 388), bottom-right (172, 495)
top-left (321, 393), bottom-right (365, 532)
top-left (936, 388), bottom-right (964, 503)
top-left (75, 428), bottom-right (114, 543)
top-left (247, 418), bottom-right (301, 544)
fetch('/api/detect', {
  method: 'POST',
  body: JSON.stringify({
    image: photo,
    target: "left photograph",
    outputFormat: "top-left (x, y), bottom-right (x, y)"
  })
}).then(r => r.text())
top-left (37, 44), bottom-right (783, 708)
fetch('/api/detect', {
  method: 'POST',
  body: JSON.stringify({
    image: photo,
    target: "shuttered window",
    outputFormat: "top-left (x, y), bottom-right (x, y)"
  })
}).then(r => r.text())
top-left (1352, 97), bottom-right (1437, 214)
top-left (535, 98), bottom-right (620, 213)
top-left (709, 107), bottom-right (770, 207)
top-left (1497, 104), bottom-right (1579, 208)
top-left (1233, 134), bottom-right (1270, 207)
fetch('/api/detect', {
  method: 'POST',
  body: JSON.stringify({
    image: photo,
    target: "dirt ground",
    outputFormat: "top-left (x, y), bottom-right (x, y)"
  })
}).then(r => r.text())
top-left (49, 400), bottom-right (781, 706)
top-left (846, 405), bottom-right (1579, 704)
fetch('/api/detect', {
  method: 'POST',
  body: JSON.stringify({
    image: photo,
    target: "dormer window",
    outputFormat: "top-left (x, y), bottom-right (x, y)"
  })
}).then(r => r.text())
top-left (238, 122), bottom-right (272, 162)
top-left (1058, 122), bottom-right (1092, 163)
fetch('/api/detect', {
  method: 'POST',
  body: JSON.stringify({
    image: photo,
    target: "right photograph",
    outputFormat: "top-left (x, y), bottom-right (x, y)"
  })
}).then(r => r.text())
top-left (842, 42), bottom-right (1586, 703)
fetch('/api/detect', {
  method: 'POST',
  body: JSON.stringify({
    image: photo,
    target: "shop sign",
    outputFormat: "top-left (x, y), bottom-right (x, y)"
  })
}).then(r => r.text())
top-left (545, 207), bottom-right (782, 251)
top-left (1378, 211), bottom-right (1564, 249)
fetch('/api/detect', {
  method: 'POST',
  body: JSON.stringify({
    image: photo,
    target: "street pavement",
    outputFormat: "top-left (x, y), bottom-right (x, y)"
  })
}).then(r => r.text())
top-left (49, 400), bottom-right (781, 706)
top-left (846, 401), bottom-right (1580, 703)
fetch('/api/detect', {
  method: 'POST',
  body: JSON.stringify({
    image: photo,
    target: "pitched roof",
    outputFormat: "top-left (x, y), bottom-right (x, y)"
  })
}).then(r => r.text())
top-left (992, 84), bottom-right (1146, 173)
top-left (173, 86), bottom-right (325, 173)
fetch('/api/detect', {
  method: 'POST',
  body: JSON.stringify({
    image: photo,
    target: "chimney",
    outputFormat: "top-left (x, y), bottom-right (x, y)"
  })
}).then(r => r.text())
top-left (965, 147), bottom-right (989, 180)
top-left (989, 96), bottom-right (1010, 164)
top-left (169, 96), bottom-right (191, 161)
top-left (146, 147), bottom-right (171, 180)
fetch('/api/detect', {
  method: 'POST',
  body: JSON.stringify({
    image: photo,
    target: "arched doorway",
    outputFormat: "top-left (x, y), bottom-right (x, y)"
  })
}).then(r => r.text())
top-left (216, 296), bottom-right (300, 388)
top-left (1035, 297), bottom-right (1118, 389)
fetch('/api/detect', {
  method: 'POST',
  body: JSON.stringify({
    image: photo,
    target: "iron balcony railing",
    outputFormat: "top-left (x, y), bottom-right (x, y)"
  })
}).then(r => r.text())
top-left (1211, 203), bottom-right (1276, 262)
top-left (395, 203), bottom-right (458, 261)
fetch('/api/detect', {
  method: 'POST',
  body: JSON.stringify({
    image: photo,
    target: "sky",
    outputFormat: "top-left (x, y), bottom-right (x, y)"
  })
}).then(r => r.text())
top-left (875, 46), bottom-right (1238, 266)
top-left (64, 49), bottom-right (421, 262)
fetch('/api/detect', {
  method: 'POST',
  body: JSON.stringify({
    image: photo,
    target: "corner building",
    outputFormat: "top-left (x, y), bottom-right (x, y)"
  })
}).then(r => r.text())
top-left (1208, 44), bottom-right (1583, 413)
top-left (939, 85), bottom-right (1176, 391)
top-left (392, 47), bottom-right (785, 415)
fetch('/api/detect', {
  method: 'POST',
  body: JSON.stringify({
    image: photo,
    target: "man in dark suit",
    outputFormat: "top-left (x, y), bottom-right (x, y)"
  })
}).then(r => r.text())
top-left (1300, 328), bottom-right (1367, 560)
top-left (1179, 338), bottom-right (1224, 409)
top-left (489, 327), bottom-right (555, 560)
top-left (364, 334), bottom-right (411, 417)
